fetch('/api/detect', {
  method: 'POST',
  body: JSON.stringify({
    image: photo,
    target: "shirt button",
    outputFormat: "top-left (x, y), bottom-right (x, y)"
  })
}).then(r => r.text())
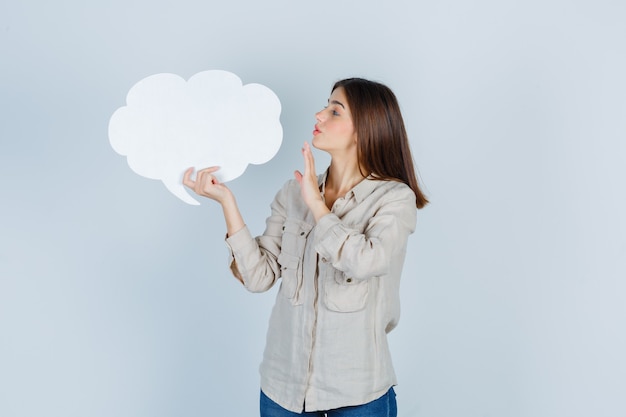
top-left (346, 278), bottom-right (352, 283)
top-left (321, 257), bottom-right (327, 263)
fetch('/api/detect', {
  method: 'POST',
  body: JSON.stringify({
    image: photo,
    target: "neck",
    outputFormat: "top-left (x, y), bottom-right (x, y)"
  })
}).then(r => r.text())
top-left (326, 159), bottom-right (366, 196)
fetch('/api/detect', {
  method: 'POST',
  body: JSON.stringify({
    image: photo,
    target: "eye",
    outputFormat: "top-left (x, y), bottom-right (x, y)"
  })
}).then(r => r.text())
top-left (332, 110), bottom-right (340, 116)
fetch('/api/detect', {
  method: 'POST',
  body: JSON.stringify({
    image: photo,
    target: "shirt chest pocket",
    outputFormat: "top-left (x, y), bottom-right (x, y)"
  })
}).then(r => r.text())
top-left (324, 269), bottom-right (370, 313)
top-left (277, 219), bottom-right (312, 305)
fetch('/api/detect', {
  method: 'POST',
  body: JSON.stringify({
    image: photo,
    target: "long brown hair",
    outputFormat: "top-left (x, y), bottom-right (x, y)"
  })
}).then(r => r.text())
top-left (333, 78), bottom-right (429, 208)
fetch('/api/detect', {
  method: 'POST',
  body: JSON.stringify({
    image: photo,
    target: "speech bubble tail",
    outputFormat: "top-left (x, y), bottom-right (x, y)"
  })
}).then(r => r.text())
top-left (163, 178), bottom-right (201, 206)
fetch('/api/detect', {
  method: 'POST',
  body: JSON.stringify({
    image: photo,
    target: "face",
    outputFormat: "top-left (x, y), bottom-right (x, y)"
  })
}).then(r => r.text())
top-left (312, 87), bottom-right (357, 155)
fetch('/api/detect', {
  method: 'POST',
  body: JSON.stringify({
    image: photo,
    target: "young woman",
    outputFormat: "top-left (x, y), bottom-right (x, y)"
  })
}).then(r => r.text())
top-left (183, 78), bottom-right (428, 416)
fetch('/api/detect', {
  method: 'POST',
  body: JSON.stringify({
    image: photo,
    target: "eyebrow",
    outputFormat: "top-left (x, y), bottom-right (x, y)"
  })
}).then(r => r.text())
top-left (328, 99), bottom-right (346, 109)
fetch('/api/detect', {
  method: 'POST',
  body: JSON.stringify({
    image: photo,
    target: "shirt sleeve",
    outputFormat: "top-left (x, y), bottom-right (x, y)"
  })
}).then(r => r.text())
top-left (313, 183), bottom-right (417, 281)
top-left (224, 182), bottom-right (289, 292)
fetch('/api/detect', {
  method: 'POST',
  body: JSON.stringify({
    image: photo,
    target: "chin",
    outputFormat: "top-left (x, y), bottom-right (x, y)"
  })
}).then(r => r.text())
top-left (312, 137), bottom-right (331, 151)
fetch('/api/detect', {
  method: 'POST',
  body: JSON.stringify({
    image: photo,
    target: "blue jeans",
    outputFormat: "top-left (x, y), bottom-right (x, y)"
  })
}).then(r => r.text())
top-left (260, 388), bottom-right (397, 417)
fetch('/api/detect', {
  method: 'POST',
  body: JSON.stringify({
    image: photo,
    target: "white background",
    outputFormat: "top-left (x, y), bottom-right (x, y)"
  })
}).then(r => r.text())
top-left (1, 1), bottom-right (625, 416)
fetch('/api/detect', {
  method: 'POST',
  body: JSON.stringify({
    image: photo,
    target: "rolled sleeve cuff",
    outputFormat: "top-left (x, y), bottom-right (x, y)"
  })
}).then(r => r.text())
top-left (225, 225), bottom-right (255, 282)
top-left (225, 225), bottom-right (254, 253)
top-left (313, 213), bottom-right (345, 261)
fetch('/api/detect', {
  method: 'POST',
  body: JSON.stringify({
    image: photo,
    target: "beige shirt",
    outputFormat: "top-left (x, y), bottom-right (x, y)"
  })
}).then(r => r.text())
top-left (225, 171), bottom-right (417, 413)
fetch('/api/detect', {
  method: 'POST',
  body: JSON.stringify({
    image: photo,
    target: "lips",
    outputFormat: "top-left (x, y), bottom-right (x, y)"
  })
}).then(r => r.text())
top-left (313, 125), bottom-right (321, 135)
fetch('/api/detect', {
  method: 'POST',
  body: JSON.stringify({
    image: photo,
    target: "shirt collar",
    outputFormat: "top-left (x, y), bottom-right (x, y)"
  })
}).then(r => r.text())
top-left (318, 168), bottom-right (380, 204)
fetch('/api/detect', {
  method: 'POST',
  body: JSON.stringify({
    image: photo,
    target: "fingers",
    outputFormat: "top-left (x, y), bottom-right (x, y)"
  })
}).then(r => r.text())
top-left (196, 166), bottom-right (220, 175)
top-left (181, 165), bottom-right (232, 203)
top-left (182, 167), bottom-right (195, 188)
top-left (182, 166), bottom-right (221, 194)
top-left (301, 142), bottom-right (316, 178)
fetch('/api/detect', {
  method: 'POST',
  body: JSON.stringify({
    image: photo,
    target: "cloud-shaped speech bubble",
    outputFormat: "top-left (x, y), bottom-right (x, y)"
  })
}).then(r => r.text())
top-left (108, 70), bottom-right (282, 205)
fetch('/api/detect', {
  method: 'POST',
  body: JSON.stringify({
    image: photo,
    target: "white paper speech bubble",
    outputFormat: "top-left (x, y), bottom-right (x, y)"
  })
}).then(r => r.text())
top-left (108, 70), bottom-right (283, 205)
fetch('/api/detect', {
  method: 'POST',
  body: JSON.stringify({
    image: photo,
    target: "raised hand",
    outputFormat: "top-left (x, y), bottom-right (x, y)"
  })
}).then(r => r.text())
top-left (294, 142), bottom-right (330, 221)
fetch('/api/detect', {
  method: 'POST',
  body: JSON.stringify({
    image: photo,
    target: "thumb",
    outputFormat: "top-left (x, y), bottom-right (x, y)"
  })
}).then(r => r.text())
top-left (294, 170), bottom-right (303, 184)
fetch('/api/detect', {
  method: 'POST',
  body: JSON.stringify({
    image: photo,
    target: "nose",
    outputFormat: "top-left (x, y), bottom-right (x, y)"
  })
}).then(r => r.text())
top-left (315, 109), bottom-right (324, 122)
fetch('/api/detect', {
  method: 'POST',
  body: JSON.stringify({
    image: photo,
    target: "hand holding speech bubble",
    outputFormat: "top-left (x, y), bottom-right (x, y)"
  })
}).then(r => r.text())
top-left (108, 70), bottom-right (283, 205)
